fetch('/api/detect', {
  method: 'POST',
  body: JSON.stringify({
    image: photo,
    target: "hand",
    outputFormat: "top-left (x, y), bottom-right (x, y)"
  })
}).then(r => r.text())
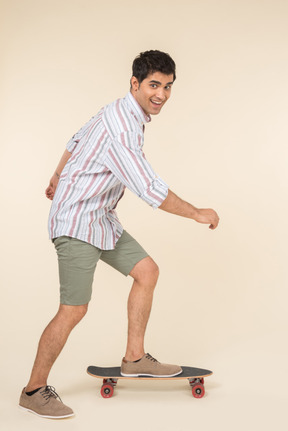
top-left (194, 208), bottom-right (220, 230)
top-left (45, 173), bottom-right (59, 200)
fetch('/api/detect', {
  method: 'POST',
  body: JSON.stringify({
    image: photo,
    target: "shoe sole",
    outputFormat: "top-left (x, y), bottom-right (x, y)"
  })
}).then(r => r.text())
top-left (19, 405), bottom-right (75, 419)
top-left (120, 369), bottom-right (183, 378)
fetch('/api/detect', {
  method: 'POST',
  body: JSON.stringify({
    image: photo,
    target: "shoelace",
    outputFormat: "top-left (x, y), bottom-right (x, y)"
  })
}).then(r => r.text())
top-left (40, 386), bottom-right (63, 403)
top-left (145, 353), bottom-right (159, 363)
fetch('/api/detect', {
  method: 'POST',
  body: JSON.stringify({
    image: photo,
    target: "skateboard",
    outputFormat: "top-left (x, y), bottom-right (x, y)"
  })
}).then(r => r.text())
top-left (87, 365), bottom-right (212, 399)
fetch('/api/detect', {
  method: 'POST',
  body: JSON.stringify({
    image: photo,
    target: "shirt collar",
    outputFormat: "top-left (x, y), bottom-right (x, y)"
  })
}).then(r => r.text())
top-left (124, 92), bottom-right (151, 127)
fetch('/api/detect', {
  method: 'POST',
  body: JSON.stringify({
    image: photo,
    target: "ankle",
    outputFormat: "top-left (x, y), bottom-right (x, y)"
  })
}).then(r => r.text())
top-left (25, 383), bottom-right (46, 393)
top-left (25, 387), bottom-right (42, 396)
top-left (124, 352), bottom-right (145, 362)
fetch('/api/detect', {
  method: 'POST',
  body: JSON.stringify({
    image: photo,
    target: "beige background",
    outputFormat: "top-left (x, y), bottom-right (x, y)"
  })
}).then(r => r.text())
top-left (1, 0), bottom-right (287, 430)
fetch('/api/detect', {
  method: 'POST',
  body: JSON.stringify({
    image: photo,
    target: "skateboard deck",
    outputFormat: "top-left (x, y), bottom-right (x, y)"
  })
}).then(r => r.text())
top-left (87, 365), bottom-right (212, 398)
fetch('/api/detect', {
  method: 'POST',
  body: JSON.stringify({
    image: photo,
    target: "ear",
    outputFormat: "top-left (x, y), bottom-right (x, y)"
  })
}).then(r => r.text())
top-left (130, 76), bottom-right (140, 92)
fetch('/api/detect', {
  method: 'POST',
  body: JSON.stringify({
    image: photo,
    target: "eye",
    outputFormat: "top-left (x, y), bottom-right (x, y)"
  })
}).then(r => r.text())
top-left (165, 85), bottom-right (171, 90)
top-left (150, 84), bottom-right (157, 88)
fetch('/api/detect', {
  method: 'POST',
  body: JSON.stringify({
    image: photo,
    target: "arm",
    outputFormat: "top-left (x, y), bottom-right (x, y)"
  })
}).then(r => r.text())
top-left (105, 134), bottom-right (168, 208)
top-left (105, 134), bottom-right (219, 229)
top-left (159, 189), bottom-right (219, 230)
top-left (45, 149), bottom-right (72, 200)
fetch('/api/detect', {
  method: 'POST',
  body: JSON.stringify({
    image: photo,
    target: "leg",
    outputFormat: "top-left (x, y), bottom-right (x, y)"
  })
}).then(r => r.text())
top-left (121, 255), bottom-right (182, 378)
top-left (124, 256), bottom-right (159, 361)
top-left (25, 304), bottom-right (88, 392)
top-left (25, 236), bottom-right (101, 390)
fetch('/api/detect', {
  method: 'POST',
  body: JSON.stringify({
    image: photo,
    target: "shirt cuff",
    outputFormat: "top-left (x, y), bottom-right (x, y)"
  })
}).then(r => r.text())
top-left (141, 176), bottom-right (169, 209)
top-left (66, 138), bottom-right (77, 153)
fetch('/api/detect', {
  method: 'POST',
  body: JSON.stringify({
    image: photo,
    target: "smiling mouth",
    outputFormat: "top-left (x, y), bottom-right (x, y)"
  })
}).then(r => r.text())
top-left (150, 100), bottom-right (163, 106)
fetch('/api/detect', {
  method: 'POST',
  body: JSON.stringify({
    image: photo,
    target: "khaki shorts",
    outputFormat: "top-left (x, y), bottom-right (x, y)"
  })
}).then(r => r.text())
top-left (53, 230), bottom-right (149, 305)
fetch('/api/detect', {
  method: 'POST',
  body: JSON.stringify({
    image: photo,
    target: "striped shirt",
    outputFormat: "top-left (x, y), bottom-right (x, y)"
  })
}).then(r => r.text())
top-left (48, 92), bottom-right (169, 250)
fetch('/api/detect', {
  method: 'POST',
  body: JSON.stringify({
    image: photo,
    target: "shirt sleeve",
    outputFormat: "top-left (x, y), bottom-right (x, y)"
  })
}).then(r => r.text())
top-left (66, 114), bottom-right (100, 153)
top-left (66, 136), bottom-right (78, 153)
top-left (104, 132), bottom-right (169, 209)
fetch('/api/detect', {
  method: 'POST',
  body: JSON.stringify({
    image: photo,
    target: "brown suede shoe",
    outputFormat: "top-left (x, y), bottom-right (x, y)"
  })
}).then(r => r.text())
top-left (121, 353), bottom-right (182, 377)
top-left (19, 386), bottom-right (74, 419)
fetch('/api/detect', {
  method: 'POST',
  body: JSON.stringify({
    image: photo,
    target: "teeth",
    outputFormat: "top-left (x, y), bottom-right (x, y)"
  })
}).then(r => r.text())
top-left (151, 100), bottom-right (162, 105)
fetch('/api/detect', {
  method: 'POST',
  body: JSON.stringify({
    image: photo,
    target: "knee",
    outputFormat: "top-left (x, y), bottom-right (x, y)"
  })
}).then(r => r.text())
top-left (150, 261), bottom-right (160, 284)
top-left (59, 303), bottom-right (88, 326)
top-left (73, 304), bottom-right (88, 321)
top-left (131, 257), bottom-right (159, 286)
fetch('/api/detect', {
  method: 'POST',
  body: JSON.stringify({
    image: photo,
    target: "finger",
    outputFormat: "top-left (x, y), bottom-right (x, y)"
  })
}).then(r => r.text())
top-left (45, 191), bottom-right (54, 199)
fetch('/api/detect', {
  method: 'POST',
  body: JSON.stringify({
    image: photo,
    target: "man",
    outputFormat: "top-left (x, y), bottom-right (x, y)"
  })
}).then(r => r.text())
top-left (19, 50), bottom-right (219, 419)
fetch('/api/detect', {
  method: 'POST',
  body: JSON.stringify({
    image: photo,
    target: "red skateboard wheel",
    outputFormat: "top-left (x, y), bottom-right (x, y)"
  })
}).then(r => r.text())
top-left (192, 383), bottom-right (205, 399)
top-left (101, 383), bottom-right (114, 398)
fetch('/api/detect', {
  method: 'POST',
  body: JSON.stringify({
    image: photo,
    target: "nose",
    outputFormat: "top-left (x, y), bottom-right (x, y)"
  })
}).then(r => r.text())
top-left (155, 87), bottom-right (166, 100)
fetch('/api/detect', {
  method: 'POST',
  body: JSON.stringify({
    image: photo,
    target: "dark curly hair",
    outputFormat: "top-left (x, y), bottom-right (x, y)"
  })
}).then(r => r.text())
top-left (132, 50), bottom-right (176, 84)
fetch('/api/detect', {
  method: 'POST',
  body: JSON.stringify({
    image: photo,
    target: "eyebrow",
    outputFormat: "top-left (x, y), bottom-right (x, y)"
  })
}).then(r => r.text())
top-left (149, 80), bottom-right (174, 86)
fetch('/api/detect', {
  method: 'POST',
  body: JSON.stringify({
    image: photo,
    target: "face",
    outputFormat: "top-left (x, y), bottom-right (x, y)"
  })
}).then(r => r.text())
top-left (131, 71), bottom-right (174, 116)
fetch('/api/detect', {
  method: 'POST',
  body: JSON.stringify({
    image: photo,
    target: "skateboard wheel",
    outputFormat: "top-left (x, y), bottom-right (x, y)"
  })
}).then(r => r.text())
top-left (101, 383), bottom-right (114, 398)
top-left (192, 383), bottom-right (205, 399)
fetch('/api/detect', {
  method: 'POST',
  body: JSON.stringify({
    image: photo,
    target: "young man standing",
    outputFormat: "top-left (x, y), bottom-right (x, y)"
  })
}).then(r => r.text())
top-left (19, 50), bottom-right (219, 419)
